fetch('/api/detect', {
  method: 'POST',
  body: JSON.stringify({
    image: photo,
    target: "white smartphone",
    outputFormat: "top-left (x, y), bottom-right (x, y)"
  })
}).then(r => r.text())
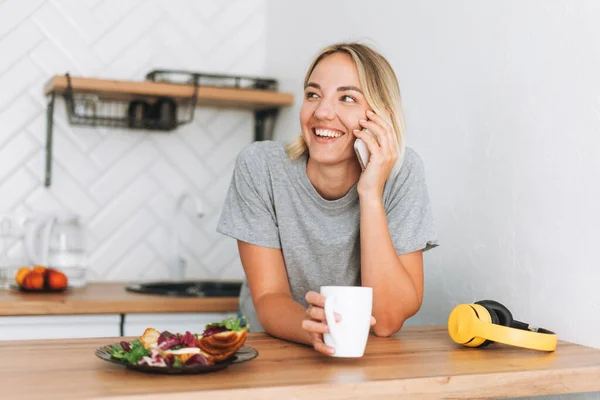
top-left (354, 128), bottom-right (374, 170)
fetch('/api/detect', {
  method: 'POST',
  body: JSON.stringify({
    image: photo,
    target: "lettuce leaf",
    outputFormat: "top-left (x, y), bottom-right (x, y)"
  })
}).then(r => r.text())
top-left (173, 358), bottom-right (184, 367)
top-left (110, 339), bottom-right (150, 365)
top-left (109, 343), bottom-right (128, 360)
top-left (125, 339), bottom-right (151, 364)
top-left (205, 316), bottom-right (248, 332)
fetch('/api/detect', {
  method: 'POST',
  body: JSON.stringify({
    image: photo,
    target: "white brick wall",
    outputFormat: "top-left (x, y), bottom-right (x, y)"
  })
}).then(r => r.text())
top-left (0, 0), bottom-right (267, 282)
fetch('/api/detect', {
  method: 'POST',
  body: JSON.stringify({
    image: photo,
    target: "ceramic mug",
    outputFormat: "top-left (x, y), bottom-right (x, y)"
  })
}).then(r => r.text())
top-left (320, 286), bottom-right (373, 358)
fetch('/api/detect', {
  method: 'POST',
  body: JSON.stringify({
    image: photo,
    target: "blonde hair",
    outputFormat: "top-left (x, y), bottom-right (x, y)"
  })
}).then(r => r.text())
top-left (286, 42), bottom-right (406, 174)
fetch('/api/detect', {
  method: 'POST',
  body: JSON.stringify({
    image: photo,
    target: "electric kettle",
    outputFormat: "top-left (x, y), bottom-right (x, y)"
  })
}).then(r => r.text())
top-left (24, 212), bottom-right (88, 287)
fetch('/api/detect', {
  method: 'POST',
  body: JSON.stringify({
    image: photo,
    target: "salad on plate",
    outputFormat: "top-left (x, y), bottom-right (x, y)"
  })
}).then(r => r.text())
top-left (104, 316), bottom-right (250, 369)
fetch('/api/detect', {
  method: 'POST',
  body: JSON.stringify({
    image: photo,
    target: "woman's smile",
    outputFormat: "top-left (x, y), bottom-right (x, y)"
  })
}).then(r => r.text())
top-left (312, 126), bottom-right (345, 141)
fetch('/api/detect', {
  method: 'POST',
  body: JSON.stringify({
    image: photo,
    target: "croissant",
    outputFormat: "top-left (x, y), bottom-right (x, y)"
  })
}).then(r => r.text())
top-left (196, 329), bottom-right (247, 362)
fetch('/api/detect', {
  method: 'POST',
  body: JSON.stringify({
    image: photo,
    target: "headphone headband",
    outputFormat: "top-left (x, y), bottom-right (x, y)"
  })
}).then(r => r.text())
top-left (448, 303), bottom-right (557, 352)
top-left (477, 317), bottom-right (557, 351)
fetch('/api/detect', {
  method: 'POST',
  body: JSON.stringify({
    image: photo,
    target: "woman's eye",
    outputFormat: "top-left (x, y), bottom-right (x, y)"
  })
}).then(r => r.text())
top-left (341, 95), bottom-right (356, 103)
top-left (305, 92), bottom-right (318, 99)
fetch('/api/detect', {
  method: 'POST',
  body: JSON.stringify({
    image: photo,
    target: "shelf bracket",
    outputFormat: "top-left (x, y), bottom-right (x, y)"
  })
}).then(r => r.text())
top-left (45, 92), bottom-right (56, 187)
top-left (254, 108), bottom-right (279, 141)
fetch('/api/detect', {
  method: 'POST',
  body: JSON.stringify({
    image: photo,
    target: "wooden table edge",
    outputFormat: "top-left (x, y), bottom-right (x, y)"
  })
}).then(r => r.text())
top-left (88, 365), bottom-right (600, 400)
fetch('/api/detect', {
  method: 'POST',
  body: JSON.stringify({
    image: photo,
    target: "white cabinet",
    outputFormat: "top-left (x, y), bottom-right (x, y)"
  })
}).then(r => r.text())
top-left (0, 312), bottom-right (238, 341)
top-left (0, 315), bottom-right (120, 341)
top-left (124, 312), bottom-right (237, 336)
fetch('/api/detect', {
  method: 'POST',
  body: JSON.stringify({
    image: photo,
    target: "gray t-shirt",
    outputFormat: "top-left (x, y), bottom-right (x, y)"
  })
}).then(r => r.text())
top-left (217, 141), bottom-right (438, 332)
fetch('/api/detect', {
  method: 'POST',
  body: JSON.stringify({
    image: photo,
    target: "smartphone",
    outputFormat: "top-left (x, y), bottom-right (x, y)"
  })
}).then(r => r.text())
top-left (354, 128), bottom-right (374, 170)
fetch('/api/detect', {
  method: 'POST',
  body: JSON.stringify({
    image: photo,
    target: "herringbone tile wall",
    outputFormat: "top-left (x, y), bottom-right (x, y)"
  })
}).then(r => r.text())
top-left (0, 0), bottom-right (268, 282)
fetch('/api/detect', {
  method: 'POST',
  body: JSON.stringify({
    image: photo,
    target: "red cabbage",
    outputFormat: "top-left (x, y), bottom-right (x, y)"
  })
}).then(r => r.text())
top-left (185, 354), bottom-right (209, 366)
top-left (158, 332), bottom-right (180, 350)
top-left (138, 349), bottom-right (166, 366)
top-left (202, 326), bottom-right (228, 337)
top-left (180, 331), bottom-right (197, 347)
top-left (164, 356), bottom-right (173, 367)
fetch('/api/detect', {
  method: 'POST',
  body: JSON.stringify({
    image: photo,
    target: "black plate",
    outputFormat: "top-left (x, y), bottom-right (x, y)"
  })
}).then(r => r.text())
top-left (9, 284), bottom-right (68, 293)
top-left (95, 344), bottom-right (258, 375)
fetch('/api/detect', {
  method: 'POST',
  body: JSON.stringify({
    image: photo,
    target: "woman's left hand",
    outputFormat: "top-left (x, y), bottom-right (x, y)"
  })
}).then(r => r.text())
top-left (353, 110), bottom-right (398, 197)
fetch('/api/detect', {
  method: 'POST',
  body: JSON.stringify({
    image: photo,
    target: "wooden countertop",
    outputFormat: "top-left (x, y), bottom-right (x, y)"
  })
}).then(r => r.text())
top-left (0, 283), bottom-right (239, 316)
top-left (1, 326), bottom-right (600, 399)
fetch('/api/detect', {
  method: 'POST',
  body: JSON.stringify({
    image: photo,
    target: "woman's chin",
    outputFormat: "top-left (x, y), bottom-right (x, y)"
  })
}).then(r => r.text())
top-left (308, 150), bottom-right (353, 166)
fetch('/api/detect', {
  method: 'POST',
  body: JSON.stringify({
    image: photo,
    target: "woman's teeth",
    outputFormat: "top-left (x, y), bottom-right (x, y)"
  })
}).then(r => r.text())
top-left (314, 129), bottom-right (343, 138)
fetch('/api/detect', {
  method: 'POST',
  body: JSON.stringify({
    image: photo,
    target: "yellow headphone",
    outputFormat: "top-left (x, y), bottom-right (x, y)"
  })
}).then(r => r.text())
top-left (447, 300), bottom-right (557, 352)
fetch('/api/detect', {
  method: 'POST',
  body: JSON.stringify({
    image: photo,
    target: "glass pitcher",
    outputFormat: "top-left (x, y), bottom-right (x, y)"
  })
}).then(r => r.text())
top-left (48, 215), bottom-right (87, 287)
top-left (25, 213), bottom-right (88, 287)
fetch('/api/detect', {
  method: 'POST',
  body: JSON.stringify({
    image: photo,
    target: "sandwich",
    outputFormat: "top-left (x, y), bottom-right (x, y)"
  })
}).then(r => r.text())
top-left (196, 317), bottom-right (249, 362)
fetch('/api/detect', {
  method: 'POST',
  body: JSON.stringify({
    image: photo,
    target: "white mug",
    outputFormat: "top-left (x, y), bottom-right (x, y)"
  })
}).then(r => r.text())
top-left (320, 286), bottom-right (373, 358)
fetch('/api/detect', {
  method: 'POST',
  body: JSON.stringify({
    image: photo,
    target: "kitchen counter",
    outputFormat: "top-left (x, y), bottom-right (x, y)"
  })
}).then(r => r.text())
top-left (0, 282), bottom-right (239, 316)
top-left (2, 326), bottom-right (600, 399)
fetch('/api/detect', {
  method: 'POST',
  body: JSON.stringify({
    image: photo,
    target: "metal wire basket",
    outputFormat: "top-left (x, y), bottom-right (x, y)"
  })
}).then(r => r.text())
top-left (63, 73), bottom-right (198, 132)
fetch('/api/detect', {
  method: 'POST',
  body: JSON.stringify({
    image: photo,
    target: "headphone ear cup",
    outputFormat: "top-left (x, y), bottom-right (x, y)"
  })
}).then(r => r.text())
top-left (476, 307), bottom-right (499, 348)
top-left (448, 304), bottom-right (485, 347)
top-left (461, 304), bottom-right (493, 348)
top-left (475, 300), bottom-right (514, 328)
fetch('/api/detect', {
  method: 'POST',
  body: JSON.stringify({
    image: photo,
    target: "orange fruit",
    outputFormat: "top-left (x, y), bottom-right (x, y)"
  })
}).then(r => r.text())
top-left (23, 271), bottom-right (44, 290)
top-left (47, 269), bottom-right (68, 290)
top-left (15, 267), bottom-right (31, 286)
top-left (33, 265), bottom-right (47, 274)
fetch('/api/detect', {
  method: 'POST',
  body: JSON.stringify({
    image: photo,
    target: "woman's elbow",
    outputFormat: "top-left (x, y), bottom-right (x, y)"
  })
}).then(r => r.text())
top-left (372, 304), bottom-right (421, 337)
top-left (372, 323), bottom-right (403, 337)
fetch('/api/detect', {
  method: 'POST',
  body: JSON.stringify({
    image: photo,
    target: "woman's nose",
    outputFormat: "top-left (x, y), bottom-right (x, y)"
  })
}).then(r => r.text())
top-left (313, 99), bottom-right (336, 120)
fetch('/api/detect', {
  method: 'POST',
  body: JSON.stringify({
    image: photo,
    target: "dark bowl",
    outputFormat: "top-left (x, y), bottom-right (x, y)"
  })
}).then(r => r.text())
top-left (9, 284), bottom-right (68, 293)
top-left (125, 280), bottom-right (242, 298)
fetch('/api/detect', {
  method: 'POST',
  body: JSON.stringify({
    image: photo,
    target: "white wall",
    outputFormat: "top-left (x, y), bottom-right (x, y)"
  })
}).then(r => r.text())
top-left (0, 0), bottom-right (269, 282)
top-left (266, 0), bottom-right (600, 363)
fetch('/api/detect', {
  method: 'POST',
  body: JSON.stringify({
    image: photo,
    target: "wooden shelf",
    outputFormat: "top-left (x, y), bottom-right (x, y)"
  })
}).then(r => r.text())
top-left (44, 75), bottom-right (294, 111)
top-left (42, 74), bottom-right (293, 187)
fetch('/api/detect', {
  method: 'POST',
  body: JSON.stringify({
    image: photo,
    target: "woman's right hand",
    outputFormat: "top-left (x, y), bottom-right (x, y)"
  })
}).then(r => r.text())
top-left (301, 291), bottom-right (338, 356)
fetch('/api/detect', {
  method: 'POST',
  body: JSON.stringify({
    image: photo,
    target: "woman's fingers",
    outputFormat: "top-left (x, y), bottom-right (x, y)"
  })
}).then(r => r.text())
top-left (313, 336), bottom-right (335, 356)
top-left (303, 290), bottom-right (342, 356)
top-left (353, 127), bottom-right (380, 156)
top-left (305, 291), bottom-right (326, 308)
top-left (364, 110), bottom-right (391, 133)
top-left (358, 119), bottom-right (394, 160)
top-left (302, 319), bottom-right (330, 334)
top-left (361, 110), bottom-right (397, 160)
top-left (308, 331), bottom-right (335, 356)
top-left (304, 319), bottom-right (335, 356)
top-left (307, 304), bottom-right (327, 321)
top-left (306, 292), bottom-right (341, 323)
top-left (306, 291), bottom-right (336, 321)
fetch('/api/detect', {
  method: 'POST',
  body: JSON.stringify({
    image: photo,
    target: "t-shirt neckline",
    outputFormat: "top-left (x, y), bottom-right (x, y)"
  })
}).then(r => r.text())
top-left (292, 152), bottom-right (359, 210)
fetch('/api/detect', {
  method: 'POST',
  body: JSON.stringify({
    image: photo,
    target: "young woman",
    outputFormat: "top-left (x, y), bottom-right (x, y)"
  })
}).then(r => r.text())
top-left (217, 42), bottom-right (439, 356)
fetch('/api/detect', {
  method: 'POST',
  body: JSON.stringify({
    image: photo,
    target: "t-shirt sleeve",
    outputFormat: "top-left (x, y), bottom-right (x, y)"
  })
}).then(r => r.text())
top-left (216, 143), bottom-right (281, 249)
top-left (384, 149), bottom-right (439, 255)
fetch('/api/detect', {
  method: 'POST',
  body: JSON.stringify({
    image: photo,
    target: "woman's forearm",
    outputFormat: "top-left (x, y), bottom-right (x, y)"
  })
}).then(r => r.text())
top-left (254, 293), bottom-right (312, 345)
top-left (359, 194), bottom-right (421, 336)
